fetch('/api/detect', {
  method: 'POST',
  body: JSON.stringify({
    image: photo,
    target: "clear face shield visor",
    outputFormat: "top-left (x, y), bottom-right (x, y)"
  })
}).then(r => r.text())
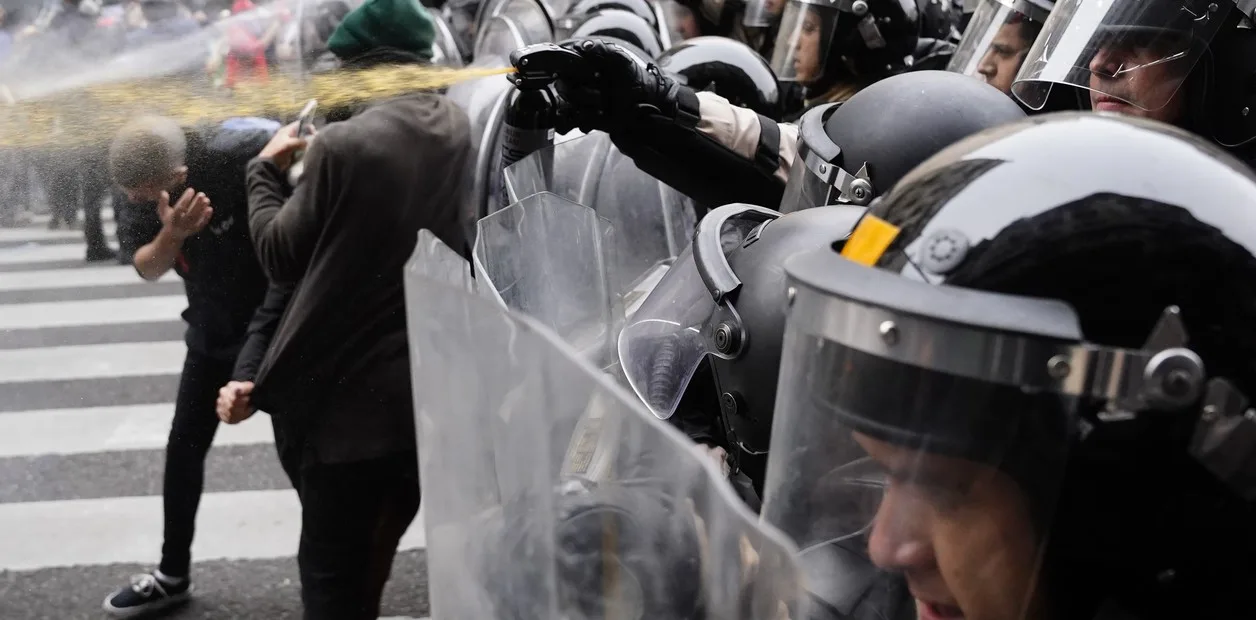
top-left (945, 0), bottom-right (1050, 96)
top-left (760, 241), bottom-right (1244, 619)
top-left (743, 0), bottom-right (788, 26)
top-left (770, 0), bottom-right (843, 84)
top-left (779, 103), bottom-right (875, 214)
top-left (1011, 0), bottom-right (1229, 112)
top-left (618, 206), bottom-right (780, 419)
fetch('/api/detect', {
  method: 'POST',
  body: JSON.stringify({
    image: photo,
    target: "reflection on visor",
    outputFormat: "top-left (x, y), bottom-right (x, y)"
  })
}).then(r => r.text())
top-left (801, 456), bottom-right (886, 551)
top-left (1012, 0), bottom-right (1229, 112)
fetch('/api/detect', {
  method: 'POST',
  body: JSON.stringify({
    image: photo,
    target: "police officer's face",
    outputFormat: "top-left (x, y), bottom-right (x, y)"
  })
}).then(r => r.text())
top-left (793, 10), bottom-right (823, 84)
top-left (856, 432), bottom-right (1048, 620)
top-left (1087, 40), bottom-right (1187, 124)
top-left (977, 22), bottom-right (1031, 95)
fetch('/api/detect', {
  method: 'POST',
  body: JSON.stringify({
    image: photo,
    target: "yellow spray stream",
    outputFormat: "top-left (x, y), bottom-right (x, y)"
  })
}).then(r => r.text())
top-left (0, 64), bottom-right (516, 149)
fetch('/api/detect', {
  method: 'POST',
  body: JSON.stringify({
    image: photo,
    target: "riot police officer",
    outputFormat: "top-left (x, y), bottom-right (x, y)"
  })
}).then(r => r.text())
top-left (612, 70), bottom-right (1023, 494)
top-left (947, 0), bottom-right (1051, 96)
top-left (762, 111), bottom-right (1256, 620)
top-left (1012, 0), bottom-right (1256, 162)
top-left (768, 0), bottom-right (920, 108)
top-left (514, 39), bottom-right (1022, 212)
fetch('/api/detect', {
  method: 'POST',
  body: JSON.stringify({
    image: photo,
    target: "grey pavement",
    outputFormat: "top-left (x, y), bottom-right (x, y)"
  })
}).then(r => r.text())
top-left (0, 211), bottom-right (430, 619)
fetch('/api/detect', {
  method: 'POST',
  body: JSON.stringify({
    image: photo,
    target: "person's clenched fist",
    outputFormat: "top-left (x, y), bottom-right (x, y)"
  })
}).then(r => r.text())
top-left (217, 381), bottom-right (256, 424)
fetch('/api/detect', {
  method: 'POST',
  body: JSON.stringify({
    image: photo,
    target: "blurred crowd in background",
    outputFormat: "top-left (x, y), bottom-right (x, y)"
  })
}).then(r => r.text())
top-left (0, 0), bottom-right (354, 258)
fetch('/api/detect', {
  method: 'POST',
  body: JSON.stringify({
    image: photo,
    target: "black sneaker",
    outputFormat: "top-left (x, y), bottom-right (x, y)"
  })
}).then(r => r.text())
top-left (102, 572), bottom-right (192, 618)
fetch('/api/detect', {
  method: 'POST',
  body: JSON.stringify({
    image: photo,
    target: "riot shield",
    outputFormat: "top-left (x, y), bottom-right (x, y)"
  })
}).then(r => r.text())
top-left (432, 10), bottom-right (468, 68)
top-left (404, 248), bottom-right (806, 620)
top-left (502, 133), bottom-right (698, 317)
top-left (406, 229), bottom-right (475, 294)
top-left (472, 192), bottom-right (624, 366)
top-left (446, 57), bottom-right (515, 244)
top-left (474, 0), bottom-right (555, 59)
top-left (440, 0), bottom-right (482, 60)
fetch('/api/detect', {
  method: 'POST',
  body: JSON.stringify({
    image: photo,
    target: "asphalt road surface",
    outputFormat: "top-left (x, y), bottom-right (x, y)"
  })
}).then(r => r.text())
top-left (0, 209), bottom-right (431, 620)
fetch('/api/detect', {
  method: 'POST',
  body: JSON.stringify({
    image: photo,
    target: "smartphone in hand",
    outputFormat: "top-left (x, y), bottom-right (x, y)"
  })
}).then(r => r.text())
top-left (289, 99), bottom-right (318, 186)
top-left (296, 99), bottom-right (318, 138)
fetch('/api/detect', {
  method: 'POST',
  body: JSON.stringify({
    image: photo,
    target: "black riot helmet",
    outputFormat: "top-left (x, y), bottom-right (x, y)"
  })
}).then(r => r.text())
top-left (780, 69), bottom-right (1024, 212)
top-left (569, 8), bottom-right (665, 57)
top-left (619, 205), bottom-right (866, 466)
top-left (769, 0), bottom-right (920, 99)
top-left (656, 35), bottom-right (782, 118)
top-left (946, 0), bottom-right (1051, 98)
top-left (1012, 0), bottom-right (1256, 153)
top-left (763, 112), bottom-right (1256, 620)
top-left (555, 0), bottom-right (660, 37)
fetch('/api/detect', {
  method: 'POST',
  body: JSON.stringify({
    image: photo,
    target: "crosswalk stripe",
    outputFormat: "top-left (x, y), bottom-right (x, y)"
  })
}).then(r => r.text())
top-left (0, 220), bottom-right (118, 242)
top-left (0, 341), bottom-right (186, 384)
top-left (0, 242), bottom-right (98, 266)
top-left (0, 489), bottom-right (428, 571)
top-left (0, 295), bottom-right (187, 330)
top-left (0, 403), bottom-right (274, 458)
top-left (22, 207), bottom-right (117, 228)
top-left (0, 222), bottom-right (431, 616)
top-left (0, 221), bottom-right (119, 245)
top-left (0, 264), bottom-right (175, 292)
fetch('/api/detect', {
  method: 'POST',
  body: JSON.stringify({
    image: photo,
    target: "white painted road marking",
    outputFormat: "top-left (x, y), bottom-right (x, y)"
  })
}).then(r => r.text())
top-left (0, 403), bottom-right (274, 458)
top-left (0, 340), bottom-right (186, 383)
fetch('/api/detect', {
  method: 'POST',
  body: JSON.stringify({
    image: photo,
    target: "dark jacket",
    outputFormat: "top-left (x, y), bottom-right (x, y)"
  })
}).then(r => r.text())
top-left (231, 281), bottom-right (294, 382)
top-left (118, 118), bottom-right (276, 361)
top-left (246, 91), bottom-right (471, 464)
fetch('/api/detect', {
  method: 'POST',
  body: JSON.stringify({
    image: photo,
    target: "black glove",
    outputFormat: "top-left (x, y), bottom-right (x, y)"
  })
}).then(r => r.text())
top-left (552, 39), bottom-right (697, 135)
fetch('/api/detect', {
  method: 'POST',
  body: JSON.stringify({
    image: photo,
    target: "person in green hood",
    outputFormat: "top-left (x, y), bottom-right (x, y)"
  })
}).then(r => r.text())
top-left (235, 0), bottom-right (472, 617)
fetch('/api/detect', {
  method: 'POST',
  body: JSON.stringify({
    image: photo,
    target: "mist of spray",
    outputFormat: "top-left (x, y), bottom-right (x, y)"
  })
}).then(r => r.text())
top-left (0, 1), bottom-right (515, 149)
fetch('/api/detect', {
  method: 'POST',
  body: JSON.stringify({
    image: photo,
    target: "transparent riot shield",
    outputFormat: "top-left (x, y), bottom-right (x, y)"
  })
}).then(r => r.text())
top-left (432, 10), bottom-right (468, 68)
top-left (404, 248), bottom-right (806, 620)
top-left (502, 133), bottom-right (698, 318)
top-left (407, 229), bottom-right (476, 294)
top-left (447, 58), bottom-right (515, 244)
top-left (474, 0), bottom-right (556, 59)
top-left (473, 192), bottom-right (624, 366)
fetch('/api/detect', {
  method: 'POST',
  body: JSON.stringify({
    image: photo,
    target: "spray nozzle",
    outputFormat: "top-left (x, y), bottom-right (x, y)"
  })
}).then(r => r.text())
top-left (509, 43), bottom-right (591, 90)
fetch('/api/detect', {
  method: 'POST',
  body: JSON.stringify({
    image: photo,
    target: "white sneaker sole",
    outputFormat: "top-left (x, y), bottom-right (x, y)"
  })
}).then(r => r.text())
top-left (101, 585), bottom-right (193, 618)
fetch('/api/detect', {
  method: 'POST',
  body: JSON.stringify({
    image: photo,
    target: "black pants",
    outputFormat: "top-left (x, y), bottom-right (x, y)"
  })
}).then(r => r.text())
top-left (160, 352), bottom-right (234, 578)
top-left (0, 151), bottom-right (29, 226)
top-left (291, 450), bottom-right (422, 620)
top-left (36, 158), bottom-right (109, 252)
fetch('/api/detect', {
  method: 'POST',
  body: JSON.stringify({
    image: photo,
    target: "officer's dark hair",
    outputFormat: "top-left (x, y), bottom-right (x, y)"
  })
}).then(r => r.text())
top-left (1002, 12), bottom-right (1042, 48)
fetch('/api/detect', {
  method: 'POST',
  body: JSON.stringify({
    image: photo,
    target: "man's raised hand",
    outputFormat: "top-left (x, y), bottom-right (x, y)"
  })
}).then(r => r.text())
top-left (158, 188), bottom-right (213, 241)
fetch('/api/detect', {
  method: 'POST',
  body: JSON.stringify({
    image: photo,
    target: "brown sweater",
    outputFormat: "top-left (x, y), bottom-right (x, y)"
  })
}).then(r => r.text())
top-left (246, 92), bottom-right (471, 465)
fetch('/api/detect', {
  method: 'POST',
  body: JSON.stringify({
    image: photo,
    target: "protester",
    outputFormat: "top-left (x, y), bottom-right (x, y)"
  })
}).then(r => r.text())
top-left (101, 115), bottom-right (275, 618)
top-left (223, 0), bottom-right (279, 87)
top-left (241, 0), bottom-right (470, 615)
top-left (125, 0), bottom-right (200, 49)
top-left (217, 281), bottom-right (297, 482)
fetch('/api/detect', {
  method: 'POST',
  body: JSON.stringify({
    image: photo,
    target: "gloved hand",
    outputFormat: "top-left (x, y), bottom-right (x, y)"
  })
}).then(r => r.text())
top-left (551, 39), bottom-right (695, 135)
